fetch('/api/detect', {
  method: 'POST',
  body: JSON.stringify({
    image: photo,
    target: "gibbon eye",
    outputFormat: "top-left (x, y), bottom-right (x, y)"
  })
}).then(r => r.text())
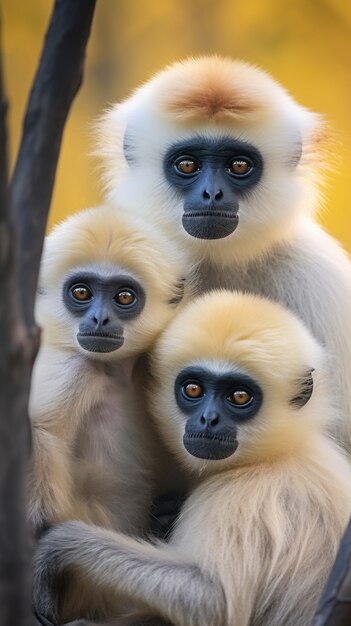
top-left (175, 159), bottom-right (199, 175)
top-left (71, 285), bottom-right (92, 301)
top-left (183, 382), bottom-right (204, 399)
top-left (228, 389), bottom-right (252, 406)
top-left (114, 290), bottom-right (136, 306)
top-left (227, 158), bottom-right (253, 176)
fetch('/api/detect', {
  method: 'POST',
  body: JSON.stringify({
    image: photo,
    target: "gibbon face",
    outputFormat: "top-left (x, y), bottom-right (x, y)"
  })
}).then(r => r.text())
top-left (62, 267), bottom-right (147, 354)
top-left (98, 57), bottom-right (327, 262)
top-left (163, 136), bottom-right (263, 240)
top-left (149, 291), bottom-right (325, 472)
top-left (175, 366), bottom-right (263, 460)
top-left (36, 205), bottom-right (186, 359)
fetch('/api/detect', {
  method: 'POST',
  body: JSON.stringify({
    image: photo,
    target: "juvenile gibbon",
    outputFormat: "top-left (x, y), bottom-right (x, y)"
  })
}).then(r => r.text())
top-left (96, 56), bottom-right (351, 453)
top-left (33, 291), bottom-right (351, 626)
top-left (28, 203), bottom-right (187, 539)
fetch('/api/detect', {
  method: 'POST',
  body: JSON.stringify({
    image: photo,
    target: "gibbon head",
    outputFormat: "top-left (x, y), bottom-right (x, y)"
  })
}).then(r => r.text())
top-left (97, 56), bottom-right (329, 265)
top-left (36, 205), bottom-right (186, 360)
top-left (149, 291), bottom-right (329, 474)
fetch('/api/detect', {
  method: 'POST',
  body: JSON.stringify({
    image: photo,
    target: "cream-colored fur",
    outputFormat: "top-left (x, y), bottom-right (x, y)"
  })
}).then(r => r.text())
top-left (95, 56), bottom-right (351, 454)
top-left (28, 204), bottom-right (189, 619)
top-left (33, 292), bottom-right (351, 626)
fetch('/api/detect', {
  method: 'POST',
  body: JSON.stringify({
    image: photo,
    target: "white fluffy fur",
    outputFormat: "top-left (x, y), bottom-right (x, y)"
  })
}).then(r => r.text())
top-left (95, 57), bottom-right (324, 265)
top-left (95, 56), bottom-right (351, 453)
top-left (33, 292), bottom-right (351, 626)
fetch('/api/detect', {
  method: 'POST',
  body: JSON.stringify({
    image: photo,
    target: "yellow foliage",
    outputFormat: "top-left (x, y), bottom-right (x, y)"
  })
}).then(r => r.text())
top-left (2, 0), bottom-right (351, 251)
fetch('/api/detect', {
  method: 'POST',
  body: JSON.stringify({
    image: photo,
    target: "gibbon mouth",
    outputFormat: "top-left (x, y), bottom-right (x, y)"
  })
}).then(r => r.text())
top-left (183, 432), bottom-right (238, 460)
top-left (184, 211), bottom-right (237, 219)
top-left (182, 212), bottom-right (239, 240)
top-left (77, 333), bottom-right (124, 353)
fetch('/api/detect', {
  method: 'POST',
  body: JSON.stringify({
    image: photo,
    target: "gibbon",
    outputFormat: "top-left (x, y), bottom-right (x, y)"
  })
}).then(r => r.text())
top-left (96, 56), bottom-right (351, 453)
top-left (28, 204), bottom-right (188, 619)
top-left (33, 291), bottom-right (351, 626)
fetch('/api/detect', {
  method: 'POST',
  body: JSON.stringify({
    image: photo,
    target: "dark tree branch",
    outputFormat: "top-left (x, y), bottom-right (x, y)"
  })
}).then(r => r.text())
top-left (0, 1), bottom-right (95, 623)
top-left (11, 0), bottom-right (96, 329)
top-left (312, 518), bottom-right (351, 626)
top-left (0, 23), bottom-right (7, 218)
top-left (0, 16), bottom-right (33, 626)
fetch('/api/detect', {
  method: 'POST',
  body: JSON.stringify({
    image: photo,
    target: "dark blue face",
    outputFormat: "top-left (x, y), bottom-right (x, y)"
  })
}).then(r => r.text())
top-left (163, 136), bottom-right (263, 240)
top-left (175, 366), bottom-right (263, 460)
top-left (63, 271), bottom-right (145, 353)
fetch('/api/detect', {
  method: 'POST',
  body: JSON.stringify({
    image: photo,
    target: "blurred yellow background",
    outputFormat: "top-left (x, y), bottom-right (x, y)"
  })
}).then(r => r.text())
top-left (2, 0), bottom-right (351, 250)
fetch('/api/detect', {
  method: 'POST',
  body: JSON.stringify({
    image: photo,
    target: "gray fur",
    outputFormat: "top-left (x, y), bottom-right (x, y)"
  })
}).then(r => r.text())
top-left (33, 521), bottom-right (227, 626)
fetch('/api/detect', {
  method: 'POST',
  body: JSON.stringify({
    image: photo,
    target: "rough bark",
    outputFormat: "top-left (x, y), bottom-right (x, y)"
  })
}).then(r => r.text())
top-left (0, 1), bottom-right (96, 623)
top-left (11, 0), bottom-right (96, 329)
top-left (0, 19), bottom-right (33, 625)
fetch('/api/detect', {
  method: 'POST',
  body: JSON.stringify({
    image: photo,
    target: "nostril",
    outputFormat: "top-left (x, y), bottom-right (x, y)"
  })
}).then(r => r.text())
top-left (92, 315), bottom-right (109, 327)
top-left (214, 189), bottom-right (223, 201)
top-left (201, 414), bottom-right (219, 427)
top-left (203, 189), bottom-right (211, 200)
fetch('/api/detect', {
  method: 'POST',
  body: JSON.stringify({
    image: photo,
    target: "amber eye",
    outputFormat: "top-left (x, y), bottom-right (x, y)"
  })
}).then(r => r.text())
top-left (228, 389), bottom-right (252, 406)
top-left (228, 158), bottom-right (252, 176)
top-left (175, 159), bottom-right (198, 175)
top-left (71, 285), bottom-right (92, 301)
top-left (183, 382), bottom-right (204, 399)
top-left (114, 290), bottom-right (136, 306)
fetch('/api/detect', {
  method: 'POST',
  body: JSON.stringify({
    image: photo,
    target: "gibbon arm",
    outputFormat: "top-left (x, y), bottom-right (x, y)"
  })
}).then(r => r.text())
top-left (28, 427), bottom-right (76, 531)
top-left (33, 521), bottom-right (227, 626)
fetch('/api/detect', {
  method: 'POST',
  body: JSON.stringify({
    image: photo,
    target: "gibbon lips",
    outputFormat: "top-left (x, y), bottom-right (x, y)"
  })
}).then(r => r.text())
top-left (77, 333), bottom-right (124, 353)
top-left (182, 212), bottom-right (239, 240)
top-left (183, 432), bottom-right (238, 460)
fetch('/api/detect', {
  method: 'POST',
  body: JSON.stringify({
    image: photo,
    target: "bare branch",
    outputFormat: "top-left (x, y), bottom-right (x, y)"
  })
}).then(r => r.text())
top-left (0, 16), bottom-right (33, 625)
top-left (0, 1), bottom-right (96, 622)
top-left (312, 517), bottom-right (351, 626)
top-left (11, 0), bottom-right (96, 329)
top-left (0, 16), bottom-right (7, 220)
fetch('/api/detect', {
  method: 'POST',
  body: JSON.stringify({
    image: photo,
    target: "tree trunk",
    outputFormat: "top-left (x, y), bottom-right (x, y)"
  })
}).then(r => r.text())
top-left (0, 1), bottom-right (96, 623)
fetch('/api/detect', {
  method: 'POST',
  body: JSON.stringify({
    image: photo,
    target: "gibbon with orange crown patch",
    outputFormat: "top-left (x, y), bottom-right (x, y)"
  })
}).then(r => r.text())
top-left (33, 291), bottom-right (351, 626)
top-left (28, 204), bottom-right (188, 621)
top-left (96, 56), bottom-right (351, 453)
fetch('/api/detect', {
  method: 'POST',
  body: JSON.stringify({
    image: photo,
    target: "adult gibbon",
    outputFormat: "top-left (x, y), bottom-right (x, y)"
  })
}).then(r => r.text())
top-left (96, 56), bottom-right (351, 453)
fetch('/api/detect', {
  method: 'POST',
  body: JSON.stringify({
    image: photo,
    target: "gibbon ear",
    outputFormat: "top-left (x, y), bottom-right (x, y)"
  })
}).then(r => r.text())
top-left (168, 277), bottom-right (186, 305)
top-left (123, 125), bottom-right (136, 164)
top-left (290, 369), bottom-right (314, 408)
top-left (289, 135), bottom-right (302, 168)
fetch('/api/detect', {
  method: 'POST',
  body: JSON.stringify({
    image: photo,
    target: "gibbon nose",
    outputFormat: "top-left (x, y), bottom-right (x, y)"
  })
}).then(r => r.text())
top-left (200, 412), bottom-right (220, 428)
top-left (92, 313), bottom-right (110, 328)
top-left (202, 188), bottom-right (223, 202)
